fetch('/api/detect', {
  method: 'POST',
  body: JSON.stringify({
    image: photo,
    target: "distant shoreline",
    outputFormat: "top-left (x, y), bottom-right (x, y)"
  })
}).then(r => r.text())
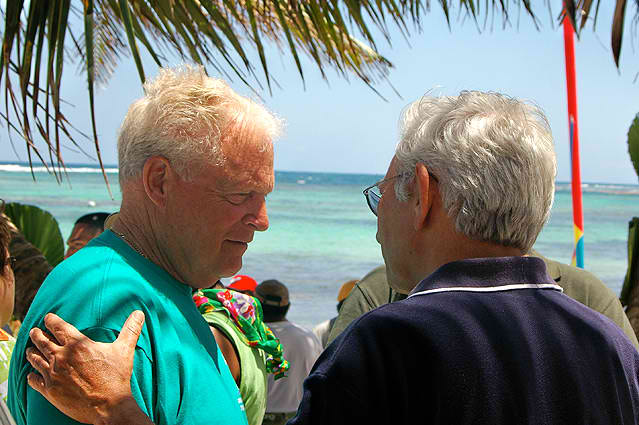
top-left (2, 161), bottom-right (638, 194)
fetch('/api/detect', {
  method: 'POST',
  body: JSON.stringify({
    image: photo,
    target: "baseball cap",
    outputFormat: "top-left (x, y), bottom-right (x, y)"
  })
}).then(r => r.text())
top-left (255, 279), bottom-right (289, 307)
top-left (228, 275), bottom-right (258, 292)
top-left (75, 212), bottom-right (110, 230)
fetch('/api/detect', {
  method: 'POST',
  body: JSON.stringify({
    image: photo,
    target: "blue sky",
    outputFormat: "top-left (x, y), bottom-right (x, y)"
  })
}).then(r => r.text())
top-left (2, 3), bottom-right (639, 184)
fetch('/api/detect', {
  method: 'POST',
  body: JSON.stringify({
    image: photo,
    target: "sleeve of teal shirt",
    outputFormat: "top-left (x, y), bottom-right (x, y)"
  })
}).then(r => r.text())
top-left (25, 327), bottom-right (154, 425)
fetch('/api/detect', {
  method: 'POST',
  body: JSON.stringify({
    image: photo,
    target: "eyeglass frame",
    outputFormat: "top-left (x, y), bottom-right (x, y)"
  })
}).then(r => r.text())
top-left (362, 170), bottom-right (438, 217)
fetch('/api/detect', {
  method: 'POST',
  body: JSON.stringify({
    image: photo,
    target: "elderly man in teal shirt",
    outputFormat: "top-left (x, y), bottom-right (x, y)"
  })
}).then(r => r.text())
top-left (8, 65), bottom-right (281, 425)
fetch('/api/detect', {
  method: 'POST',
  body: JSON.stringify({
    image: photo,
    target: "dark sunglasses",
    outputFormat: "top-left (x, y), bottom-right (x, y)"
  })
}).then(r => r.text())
top-left (363, 171), bottom-right (438, 216)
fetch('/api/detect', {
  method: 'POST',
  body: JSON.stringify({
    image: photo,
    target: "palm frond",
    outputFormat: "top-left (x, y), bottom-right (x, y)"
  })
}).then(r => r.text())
top-left (75, 4), bottom-right (129, 87)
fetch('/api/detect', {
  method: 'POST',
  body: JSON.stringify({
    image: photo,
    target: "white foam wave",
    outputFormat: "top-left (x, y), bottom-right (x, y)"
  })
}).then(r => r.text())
top-left (0, 164), bottom-right (118, 174)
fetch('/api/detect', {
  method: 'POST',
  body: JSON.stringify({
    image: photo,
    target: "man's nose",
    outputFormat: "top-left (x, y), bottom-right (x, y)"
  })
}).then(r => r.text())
top-left (244, 197), bottom-right (269, 231)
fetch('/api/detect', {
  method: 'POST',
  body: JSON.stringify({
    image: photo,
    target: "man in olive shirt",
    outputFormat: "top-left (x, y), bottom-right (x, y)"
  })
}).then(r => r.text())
top-left (327, 254), bottom-right (639, 348)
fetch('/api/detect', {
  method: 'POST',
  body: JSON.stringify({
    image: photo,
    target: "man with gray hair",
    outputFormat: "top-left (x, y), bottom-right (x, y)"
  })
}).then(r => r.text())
top-left (289, 91), bottom-right (639, 424)
top-left (8, 66), bottom-right (281, 425)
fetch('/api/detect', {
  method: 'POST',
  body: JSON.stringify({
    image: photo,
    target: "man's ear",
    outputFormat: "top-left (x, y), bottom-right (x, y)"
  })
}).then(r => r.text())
top-left (413, 163), bottom-right (434, 231)
top-left (142, 156), bottom-right (172, 208)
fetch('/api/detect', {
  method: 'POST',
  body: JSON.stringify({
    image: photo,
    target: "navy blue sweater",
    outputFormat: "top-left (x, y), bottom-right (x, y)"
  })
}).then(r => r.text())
top-left (290, 257), bottom-right (639, 425)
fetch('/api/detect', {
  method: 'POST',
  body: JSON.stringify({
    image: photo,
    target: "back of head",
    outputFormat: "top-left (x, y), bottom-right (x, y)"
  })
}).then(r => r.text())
top-left (394, 91), bottom-right (556, 252)
top-left (117, 65), bottom-right (282, 183)
top-left (255, 279), bottom-right (290, 321)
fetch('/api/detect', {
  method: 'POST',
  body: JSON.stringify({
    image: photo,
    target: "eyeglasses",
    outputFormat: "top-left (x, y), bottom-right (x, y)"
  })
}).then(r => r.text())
top-left (363, 173), bottom-right (408, 216)
top-left (363, 171), bottom-right (438, 216)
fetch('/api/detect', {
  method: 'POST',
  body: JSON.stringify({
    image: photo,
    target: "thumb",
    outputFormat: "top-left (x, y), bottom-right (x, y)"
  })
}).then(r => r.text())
top-left (115, 310), bottom-right (145, 353)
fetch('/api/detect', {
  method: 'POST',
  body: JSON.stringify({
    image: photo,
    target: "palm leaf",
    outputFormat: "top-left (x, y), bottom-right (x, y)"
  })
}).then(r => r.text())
top-left (628, 113), bottom-right (639, 180)
top-left (621, 217), bottom-right (639, 306)
top-left (84, 0), bottom-right (113, 199)
top-left (75, 5), bottom-right (131, 87)
top-left (611, 0), bottom-right (628, 68)
top-left (118, 0), bottom-right (146, 83)
top-left (4, 202), bottom-right (65, 267)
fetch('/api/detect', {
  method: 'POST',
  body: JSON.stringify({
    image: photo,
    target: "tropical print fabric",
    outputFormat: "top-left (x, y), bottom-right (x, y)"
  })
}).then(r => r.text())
top-left (194, 289), bottom-right (289, 379)
top-left (0, 329), bottom-right (15, 402)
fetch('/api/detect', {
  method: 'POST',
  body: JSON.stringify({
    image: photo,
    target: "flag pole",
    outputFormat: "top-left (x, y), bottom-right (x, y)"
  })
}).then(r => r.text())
top-left (562, 11), bottom-right (585, 268)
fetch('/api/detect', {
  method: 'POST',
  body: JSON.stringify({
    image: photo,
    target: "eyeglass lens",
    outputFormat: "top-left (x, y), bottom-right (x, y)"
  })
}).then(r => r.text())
top-left (365, 189), bottom-right (381, 216)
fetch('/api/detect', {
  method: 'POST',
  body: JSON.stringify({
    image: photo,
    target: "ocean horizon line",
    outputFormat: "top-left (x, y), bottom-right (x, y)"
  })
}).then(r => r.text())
top-left (1, 160), bottom-right (638, 192)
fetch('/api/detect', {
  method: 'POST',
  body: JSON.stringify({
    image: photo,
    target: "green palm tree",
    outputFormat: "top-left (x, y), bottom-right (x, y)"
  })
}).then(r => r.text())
top-left (0, 0), bottom-right (635, 190)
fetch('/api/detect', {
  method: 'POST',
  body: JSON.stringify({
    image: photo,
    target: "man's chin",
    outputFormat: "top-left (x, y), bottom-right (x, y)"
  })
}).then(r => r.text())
top-left (218, 260), bottom-right (244, 279)
top-left (189, 260), bottom-right (244, 289)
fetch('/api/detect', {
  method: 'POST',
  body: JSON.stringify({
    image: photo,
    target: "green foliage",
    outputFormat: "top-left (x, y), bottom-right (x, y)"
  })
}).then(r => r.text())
top-left (629, 113), bottom-right (639, 180)
top-left (622, 217), bottom-right (639, 306)
top-left (4, 203), bottom-right (65, 267)
top-left (622, 116), bottom-right (639, 308)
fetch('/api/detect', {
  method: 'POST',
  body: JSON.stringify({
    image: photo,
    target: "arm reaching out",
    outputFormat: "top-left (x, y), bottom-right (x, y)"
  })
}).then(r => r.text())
top-left (25, 311), bottom-right (155, 425)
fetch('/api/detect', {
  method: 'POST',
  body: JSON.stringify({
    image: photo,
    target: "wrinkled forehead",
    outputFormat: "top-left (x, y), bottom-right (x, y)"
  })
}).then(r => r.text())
top-left (215, 137), bottom-right (275, 191)
top-left (223, 135), bottom-right (273, 167)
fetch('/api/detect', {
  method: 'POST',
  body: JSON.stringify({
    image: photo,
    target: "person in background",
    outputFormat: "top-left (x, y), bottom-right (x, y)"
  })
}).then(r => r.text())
top-left (64, 212), bottom-right (110, 259)
top-left (7, 232), bottom-right (52, 335)
top-left (193, 282), bottom-right (289, 425)
top-left (255, 280), bottom-right (322, 425)
top-left (227, 274), bottom-right (259, 296)
top-left (0, 205), bottom-right (16, 403)
top-left (312, 279), bottom-right (357, 348)
top-left (327, 255), bottom-right (639, 349)
top-left (9, 65), bottom-right (281, 425)
top-left (326, 266), bottom-right (402, 345)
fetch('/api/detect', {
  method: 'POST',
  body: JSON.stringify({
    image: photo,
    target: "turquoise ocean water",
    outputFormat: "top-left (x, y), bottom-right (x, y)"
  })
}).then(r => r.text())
top-left (2, 162), bottom-right (638, 328)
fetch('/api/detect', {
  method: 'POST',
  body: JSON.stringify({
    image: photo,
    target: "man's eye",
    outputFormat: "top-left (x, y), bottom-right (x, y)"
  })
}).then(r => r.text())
top-left (226, 194), bottom-right (250, 205)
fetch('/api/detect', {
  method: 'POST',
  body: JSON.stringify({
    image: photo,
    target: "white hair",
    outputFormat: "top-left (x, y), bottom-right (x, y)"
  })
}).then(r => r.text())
top-left (117, 65), bottom-right (282, 182)
top-left (394, 90), bottom-right (557, 252)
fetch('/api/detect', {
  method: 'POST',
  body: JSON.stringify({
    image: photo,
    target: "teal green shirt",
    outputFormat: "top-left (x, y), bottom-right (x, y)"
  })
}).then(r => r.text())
top-left (8, 231), bottom-right (248, 425)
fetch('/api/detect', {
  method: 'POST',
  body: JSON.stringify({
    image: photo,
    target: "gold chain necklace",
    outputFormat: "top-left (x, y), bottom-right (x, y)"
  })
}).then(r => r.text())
top-left (113, 231), bottom-right (147, 259)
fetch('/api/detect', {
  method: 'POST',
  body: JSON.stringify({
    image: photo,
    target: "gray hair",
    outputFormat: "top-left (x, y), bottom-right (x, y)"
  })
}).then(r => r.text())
top-left (117, 65), bottom-right (282, 182)
top-left (394, 91), bottom-right (556, 252)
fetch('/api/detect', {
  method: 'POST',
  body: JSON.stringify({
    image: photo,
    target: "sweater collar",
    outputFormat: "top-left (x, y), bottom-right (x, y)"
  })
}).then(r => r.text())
top-left (411, 256), bottom-right (556, 294)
